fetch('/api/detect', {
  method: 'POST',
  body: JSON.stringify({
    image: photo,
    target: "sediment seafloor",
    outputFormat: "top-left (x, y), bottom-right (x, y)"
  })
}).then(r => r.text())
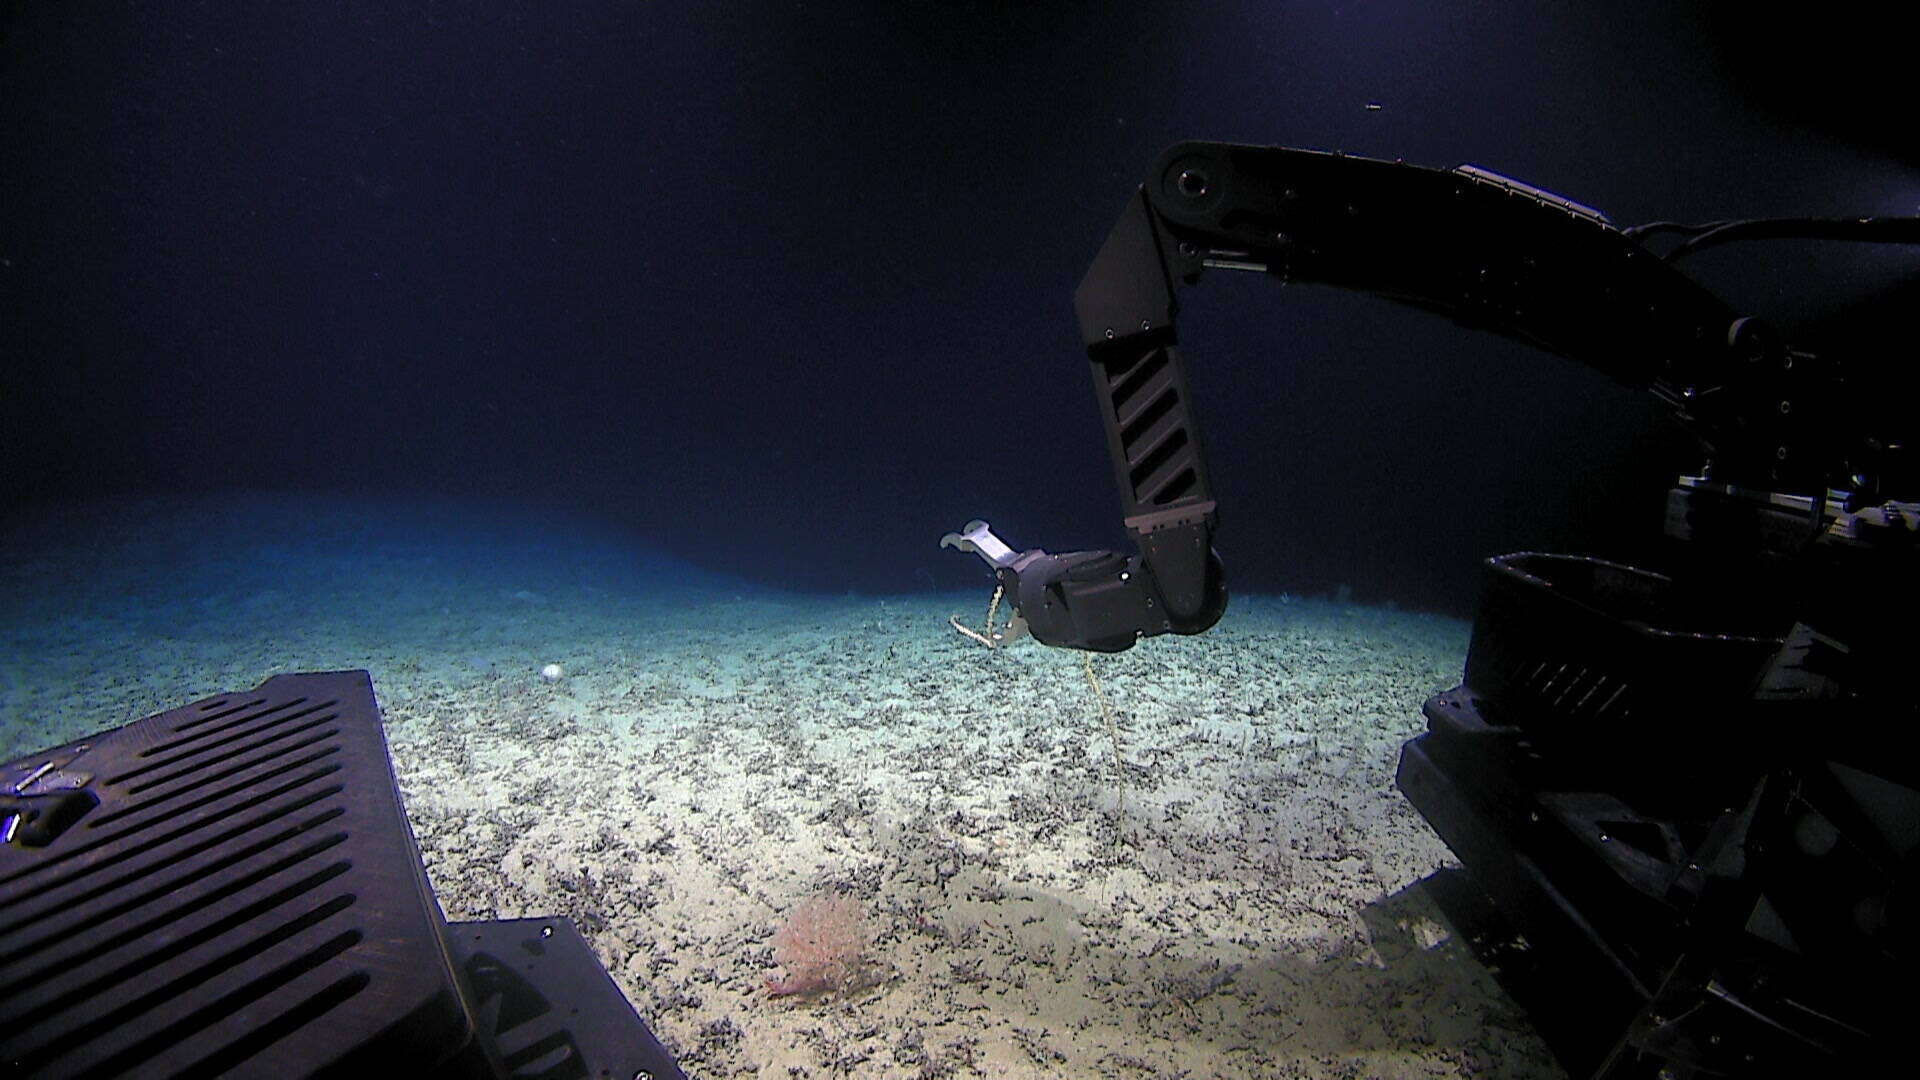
top-left (0, 498), bottom-right (1564, 1078)
top-left (387, 595), bottom-right (1562, 1078)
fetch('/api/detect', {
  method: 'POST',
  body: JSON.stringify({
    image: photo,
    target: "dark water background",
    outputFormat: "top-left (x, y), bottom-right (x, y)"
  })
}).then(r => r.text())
top-left (5, 2), bottom-right (1914, 616)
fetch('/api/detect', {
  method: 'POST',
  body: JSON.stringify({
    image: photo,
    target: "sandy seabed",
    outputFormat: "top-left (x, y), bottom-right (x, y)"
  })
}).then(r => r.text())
top-left (392, 594), bottom-right (1563, 1079)
top-left (0, 502), bottom-right (1566, 1078)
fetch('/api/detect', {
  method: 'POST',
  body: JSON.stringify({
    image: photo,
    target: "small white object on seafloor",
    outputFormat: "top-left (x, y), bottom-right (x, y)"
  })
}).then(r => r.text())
top-left (540, 663), bottom-right (564, 682)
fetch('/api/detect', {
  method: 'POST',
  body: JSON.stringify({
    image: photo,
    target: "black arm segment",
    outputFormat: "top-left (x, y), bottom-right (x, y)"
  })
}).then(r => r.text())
top-left (988, 182), bottom-right (1225, 655)
top-left (1068, 183), bottom-right (1226, 645)
top-left (1013, 141), bottom-right (1905, 652)
top-left (1097, 142), bottom-right (1895, 490)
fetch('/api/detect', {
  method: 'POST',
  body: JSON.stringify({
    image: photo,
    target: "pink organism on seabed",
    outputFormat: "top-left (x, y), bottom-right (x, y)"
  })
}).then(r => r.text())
top-left (766, 891), bottom-right (872, 997)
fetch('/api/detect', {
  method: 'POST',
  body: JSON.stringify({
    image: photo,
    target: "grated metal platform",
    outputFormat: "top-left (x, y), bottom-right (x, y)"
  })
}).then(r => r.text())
top-left (0, 670), bottom-right (682, 1080)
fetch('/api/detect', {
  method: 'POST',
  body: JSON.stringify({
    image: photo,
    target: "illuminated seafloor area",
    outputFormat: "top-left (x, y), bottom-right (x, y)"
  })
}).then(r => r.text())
top-left (1, 493), bottom-right (1563, 1078)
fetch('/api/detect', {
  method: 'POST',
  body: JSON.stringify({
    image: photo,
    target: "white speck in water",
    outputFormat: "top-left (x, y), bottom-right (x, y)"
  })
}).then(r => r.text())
top-left (541, 663), bottom-right (564, 681)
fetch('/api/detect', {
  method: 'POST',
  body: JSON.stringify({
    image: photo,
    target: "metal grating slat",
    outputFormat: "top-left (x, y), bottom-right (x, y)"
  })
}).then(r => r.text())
top-left (0, 671), bottom-right (472, 1079)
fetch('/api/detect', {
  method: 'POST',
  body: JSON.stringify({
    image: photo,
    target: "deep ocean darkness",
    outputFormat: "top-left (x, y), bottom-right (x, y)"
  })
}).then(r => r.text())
top-left (4, 3), bottom-right (1913, 615)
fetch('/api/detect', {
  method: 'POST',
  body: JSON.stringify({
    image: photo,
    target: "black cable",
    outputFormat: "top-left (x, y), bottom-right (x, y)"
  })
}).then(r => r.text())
top-left (1624, 216), bottom-right (1920, 262)
top-left (1621, 220), bottom-right (1732, 240)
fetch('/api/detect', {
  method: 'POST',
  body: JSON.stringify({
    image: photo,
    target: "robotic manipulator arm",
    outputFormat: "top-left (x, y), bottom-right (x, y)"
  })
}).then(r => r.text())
top-left (946, 141), bottom-right (1917, 653)
top-left (940, 149), bottom-right (1238, 654)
